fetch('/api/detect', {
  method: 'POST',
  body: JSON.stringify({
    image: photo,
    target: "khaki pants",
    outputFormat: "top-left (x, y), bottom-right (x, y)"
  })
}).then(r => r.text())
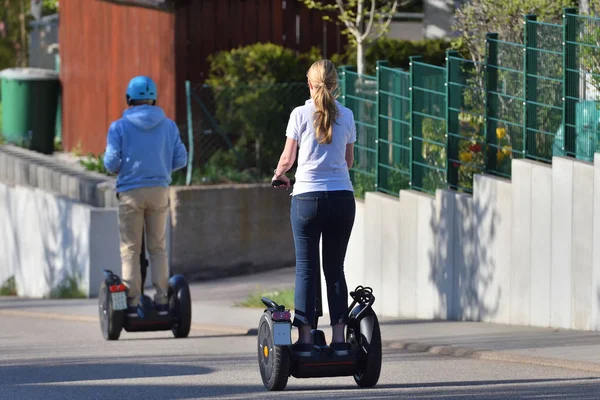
top-left (118, 186), bottom-right (169, 307)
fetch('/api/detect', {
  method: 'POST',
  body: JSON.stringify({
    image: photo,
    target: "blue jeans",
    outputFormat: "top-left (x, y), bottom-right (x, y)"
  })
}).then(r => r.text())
top-left (290, 190), bottom-right (356, 327)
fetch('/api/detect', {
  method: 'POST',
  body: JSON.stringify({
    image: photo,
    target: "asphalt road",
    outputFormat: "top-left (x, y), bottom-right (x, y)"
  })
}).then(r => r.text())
top-left (2, 313), bottom-right (600, 400)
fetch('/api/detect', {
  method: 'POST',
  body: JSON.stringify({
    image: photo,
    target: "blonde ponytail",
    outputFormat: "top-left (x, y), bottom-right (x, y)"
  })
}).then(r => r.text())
top-left (307, 60), bottom-right (339, 145)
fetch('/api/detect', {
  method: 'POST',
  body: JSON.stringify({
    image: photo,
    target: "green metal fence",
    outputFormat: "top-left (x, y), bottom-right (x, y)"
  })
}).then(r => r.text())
top-left (565, 10), bottom-right (600, 161)
top-left (376, 61), bottom-right (411, 196)
top-left (340, 67), bottom-right (378, 196)
top-left (338, 8), bottom-right (600, 198)
top-left (447, 52), bottom-right (485, 192)
top-left (410, 57), bottom-right (447, 194)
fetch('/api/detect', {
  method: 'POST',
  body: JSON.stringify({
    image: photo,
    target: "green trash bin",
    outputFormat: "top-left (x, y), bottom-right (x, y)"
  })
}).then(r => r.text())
top-left (0, 68), bottom-right (60, 154)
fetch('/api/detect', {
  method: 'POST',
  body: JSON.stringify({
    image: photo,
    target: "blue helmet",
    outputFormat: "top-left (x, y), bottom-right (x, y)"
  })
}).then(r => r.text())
top-left (126, 76), bottom-right (157, 105)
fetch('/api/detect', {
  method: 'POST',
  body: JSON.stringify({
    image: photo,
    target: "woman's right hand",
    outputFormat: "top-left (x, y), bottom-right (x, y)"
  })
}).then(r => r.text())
top-left (272, 174), bottom-right (291, 189)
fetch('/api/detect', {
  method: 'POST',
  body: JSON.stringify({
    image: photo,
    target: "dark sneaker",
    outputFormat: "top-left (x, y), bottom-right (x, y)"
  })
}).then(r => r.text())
top-left (330, 342), bottom-right (351, 356)
top-left (155, 303), bottom-right (169, 316)
top-left (292, 342), bottom-right (313, 357)
top-left (126, 306), bottom-right (139, 318)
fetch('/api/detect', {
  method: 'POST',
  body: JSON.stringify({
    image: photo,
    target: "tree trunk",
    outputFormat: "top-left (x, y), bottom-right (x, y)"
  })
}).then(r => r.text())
top-left (357, 39), bottom-right (366, 76)
top-left (19, 0), bottom-right (27, 67)
top-left (580, 0), bottom-right (589, 15)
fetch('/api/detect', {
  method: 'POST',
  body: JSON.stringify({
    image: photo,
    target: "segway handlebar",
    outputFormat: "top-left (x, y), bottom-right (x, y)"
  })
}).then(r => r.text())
top-left (348, 286), bottom-right (375, 320)
top-left (271, 178), bottom-right (295, 187)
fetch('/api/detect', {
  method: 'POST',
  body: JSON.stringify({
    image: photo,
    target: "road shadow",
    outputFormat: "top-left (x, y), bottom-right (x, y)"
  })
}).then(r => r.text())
top-left (3, 377), bottom-right (600, 399)
top-left (0, 362), bottom-right (212, 386)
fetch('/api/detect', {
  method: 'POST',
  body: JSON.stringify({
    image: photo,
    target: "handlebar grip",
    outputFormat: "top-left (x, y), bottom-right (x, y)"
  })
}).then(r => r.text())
top-left (271, 179), bottom-right (295, 187)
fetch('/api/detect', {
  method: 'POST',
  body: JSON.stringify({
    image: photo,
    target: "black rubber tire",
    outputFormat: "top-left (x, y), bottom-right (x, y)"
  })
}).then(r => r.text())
top-left (98, 282), bottom-right (124, 341)
top-left (170, 279), bottom-right (192, 339)
top-left (257, 313), bottom-right (290, 391)
top-left (353, 313), bottom-right (382, 388)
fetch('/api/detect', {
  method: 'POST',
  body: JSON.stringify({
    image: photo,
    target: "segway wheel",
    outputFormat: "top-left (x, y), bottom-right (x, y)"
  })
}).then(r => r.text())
top-left (169, 275), bottom-right (192, 338)
top-left (98, 281), bottom-right (124, 341)
top-left (257, 313), bottom-right (290, 391)
top-left (352, 313), bottom-right (382, 388)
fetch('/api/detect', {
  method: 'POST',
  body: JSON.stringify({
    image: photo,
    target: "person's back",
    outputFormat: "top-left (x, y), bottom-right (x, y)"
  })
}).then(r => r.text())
top-left (288, 99), bottom-right (355, 195)
top-left (103, 76), bottom-right (187, 318)
top-left (105, 104), bottom-right (186, 192)
top-left (272, 59), bottom-right (357, 357)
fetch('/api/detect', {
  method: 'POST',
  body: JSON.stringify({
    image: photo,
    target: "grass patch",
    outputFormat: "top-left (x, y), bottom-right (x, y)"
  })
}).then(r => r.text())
top-left (237, 287), bottom-right (295, 309)
top-left (0, 276), bottom-right (17, 296)
top-left (49, 276), bottom-right (86, 299)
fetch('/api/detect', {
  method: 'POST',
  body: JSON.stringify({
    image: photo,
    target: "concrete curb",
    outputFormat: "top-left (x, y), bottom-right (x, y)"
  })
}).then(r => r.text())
top-left (385, 341), bottom-right (600, 373)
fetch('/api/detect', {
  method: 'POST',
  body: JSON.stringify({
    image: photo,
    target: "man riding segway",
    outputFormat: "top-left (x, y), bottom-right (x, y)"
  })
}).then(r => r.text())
top-left (103, 75), bottom-right (188, 319)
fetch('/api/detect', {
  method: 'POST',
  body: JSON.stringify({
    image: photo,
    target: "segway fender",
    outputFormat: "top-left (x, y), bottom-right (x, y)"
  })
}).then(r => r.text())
top-left (167, 275), bottom-right (188, 296)
top-left (359, 314), bottom-right (376, 346)
top-left (349, 305), bottom-right (376, 347)
top-left (102, 269), bottom-right (123, 286)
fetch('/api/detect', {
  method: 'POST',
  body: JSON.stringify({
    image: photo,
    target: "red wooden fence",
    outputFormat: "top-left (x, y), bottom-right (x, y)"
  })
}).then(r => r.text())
top-left (60, 0), bottom-right (346, 154)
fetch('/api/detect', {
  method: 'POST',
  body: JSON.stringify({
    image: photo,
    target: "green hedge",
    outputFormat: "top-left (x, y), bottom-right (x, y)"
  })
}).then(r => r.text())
top-left (332, 38), bottom-right (460, 75)
top-left (202, 43), bottom-right (319, 176)
top-left (194, 39), bottom-right (454, 181)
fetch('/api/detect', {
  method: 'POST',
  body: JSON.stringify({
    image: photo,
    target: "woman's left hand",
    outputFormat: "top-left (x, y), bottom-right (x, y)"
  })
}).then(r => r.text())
top-left (272, 174), bottom-right (291, 189)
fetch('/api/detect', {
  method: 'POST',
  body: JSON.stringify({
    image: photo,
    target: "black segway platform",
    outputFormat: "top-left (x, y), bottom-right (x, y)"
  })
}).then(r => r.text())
top-left (98, 229), bottom-right (192, 340)
top-left (257, 266), bottom-right (381, 390)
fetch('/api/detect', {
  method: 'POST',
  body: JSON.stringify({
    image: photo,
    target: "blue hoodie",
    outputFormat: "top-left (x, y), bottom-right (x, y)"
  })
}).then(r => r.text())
top-left (103, 105), bottom-right (188, 193)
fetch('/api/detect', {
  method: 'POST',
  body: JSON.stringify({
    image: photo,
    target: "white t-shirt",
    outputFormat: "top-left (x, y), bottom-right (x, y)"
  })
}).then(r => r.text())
top-left (286, 99), bottom-right (356, 195)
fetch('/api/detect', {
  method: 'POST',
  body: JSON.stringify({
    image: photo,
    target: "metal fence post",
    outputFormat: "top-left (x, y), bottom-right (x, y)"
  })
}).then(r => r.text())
top-left (563, 7), bottom-right (579, 157)
top-left (185, 80), bottom-right (194, 186)
top-left (339, 66), bottom-right (347, 107)
top-left (446, 50), bottom-right (460, 189)
top-left (485, 33), bottom-right (499, 173)
top-left (524, 14), bottom-right (538, 159)
top-left (409, 56), bottom-right (423, 190)
top-left (375, 60), bottom-right (388, 192)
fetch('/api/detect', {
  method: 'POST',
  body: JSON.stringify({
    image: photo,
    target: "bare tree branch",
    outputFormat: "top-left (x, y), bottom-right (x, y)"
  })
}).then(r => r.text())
top-left (374, 0), bottom-right (399, 39)
top-left (360, 0), bottom-right (377, 41)
top-left (335, 0), bottom-right (361, 37)
top-left (356, 0), bottom-right (364, 35)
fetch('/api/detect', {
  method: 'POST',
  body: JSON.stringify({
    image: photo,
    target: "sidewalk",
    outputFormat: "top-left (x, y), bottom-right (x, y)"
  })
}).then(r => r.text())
top-left (2, 267), bottom-right (600, 373)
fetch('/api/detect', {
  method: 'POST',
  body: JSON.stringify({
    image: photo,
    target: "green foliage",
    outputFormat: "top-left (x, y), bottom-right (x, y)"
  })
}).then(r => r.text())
top-left (50, 275), bottom-right (86, 299)
top-left (419, 116), bottom-right (447, 192)
top-left (207, 43), bottom-right (320, 86)
top-left (351, 170), bottom-right (375, 198)
top-left (453, 0), bottom-right (576, 65)
top-left (171, 149), bottom-right (268, 186)
top-left (0, 0), bottom-right (58, 69)
top-left (299, 0), bottom-right (400, 44)
top-left (299, 0), bottom-right (401, 75)
top-left (237, 287), bottom-right (295, 309)
top-left (42, 0), bottom-right (59, 15)
top-left (333, 37), bottom-right (457, 75)
top-left (579, 25), bottom-right (600, 93)
top-left (454, 112), bottom-right (486, 192)
top-left (79, 153), bottom-right (110, 175)
top-left (205, 43), bottom-right (318, 176)
top-left (0, 276), bottom-right (17, 296)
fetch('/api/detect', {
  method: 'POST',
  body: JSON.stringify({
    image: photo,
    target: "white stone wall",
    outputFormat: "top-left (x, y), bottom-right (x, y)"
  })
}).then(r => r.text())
top-left (341, 156), bottom-right (600, 331)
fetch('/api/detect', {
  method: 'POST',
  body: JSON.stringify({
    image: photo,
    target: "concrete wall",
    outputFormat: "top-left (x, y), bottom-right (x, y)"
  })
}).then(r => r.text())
top-left (0, 146), bottom-right (295, 293)
top-left (169, 184), bottom-right (296, 280)
top-left (341, 156), bottom-right (600, 331)
top-left (0, 145), bottom-right (118, 208)
top-left (0, 180), bottom-right (296, 295)
top-left (0, 182), bottom-right (120, 298)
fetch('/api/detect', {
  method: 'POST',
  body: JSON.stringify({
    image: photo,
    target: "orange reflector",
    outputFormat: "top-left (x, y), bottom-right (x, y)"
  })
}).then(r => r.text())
top-left (109, 284), bottom-right (127, 293)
